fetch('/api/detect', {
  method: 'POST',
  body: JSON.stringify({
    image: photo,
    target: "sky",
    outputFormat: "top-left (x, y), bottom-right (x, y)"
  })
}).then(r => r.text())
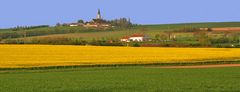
top-left (0, 0), bottom-right (240, 28)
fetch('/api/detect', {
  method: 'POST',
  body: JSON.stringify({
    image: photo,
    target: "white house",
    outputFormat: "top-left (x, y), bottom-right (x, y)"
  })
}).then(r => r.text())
top-left (120, 34), bottom-right (149, 42)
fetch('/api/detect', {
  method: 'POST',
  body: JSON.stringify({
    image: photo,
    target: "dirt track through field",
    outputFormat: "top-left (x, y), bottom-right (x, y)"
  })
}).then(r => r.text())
top-left (148, 64), bottom-right (240, 69)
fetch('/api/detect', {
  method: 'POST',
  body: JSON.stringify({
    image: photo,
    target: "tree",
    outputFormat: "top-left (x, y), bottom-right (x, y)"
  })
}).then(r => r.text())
top-left (78, 20), bottom-right (84, 24)
top-left (132, 43), bottom-right (140, 47)
top-left (229, 33), bottom-right (240, 44)
top-left (194, 31), bottom-right (211, 47)
top-left (56, 23), bottom-right (61, 26)
top-left (155, 34), bottom-right (160, 41)
top-left (159, 33), bottom-right (168, 41)
top-left (166, 32), bottom-right (173, 40)
top-left (109, 18), bottom-right (132, 28)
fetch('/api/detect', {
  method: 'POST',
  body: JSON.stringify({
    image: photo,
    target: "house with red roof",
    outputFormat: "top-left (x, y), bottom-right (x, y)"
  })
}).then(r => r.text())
top-left (120, 34), bottom-right (150, 42)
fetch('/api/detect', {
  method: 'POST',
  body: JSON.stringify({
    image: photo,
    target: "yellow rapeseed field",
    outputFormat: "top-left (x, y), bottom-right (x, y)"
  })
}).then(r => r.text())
top-left (0, 45), bottom-right (240, 68)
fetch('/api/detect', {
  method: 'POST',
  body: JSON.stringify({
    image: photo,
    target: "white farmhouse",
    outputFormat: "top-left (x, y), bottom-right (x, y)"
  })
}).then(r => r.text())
top-left (120, 34), bottom-right (149, 42)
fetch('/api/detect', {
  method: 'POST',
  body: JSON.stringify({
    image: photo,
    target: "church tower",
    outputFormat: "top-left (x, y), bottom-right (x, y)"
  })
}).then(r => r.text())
top-left (96, 9), bottom-right (102, 19)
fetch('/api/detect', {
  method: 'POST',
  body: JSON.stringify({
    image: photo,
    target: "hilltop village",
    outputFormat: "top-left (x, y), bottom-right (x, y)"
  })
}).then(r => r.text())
top-left (57, 9), bottom-right (132, 29)
top-left (63, 9), bottom-right (112, 28)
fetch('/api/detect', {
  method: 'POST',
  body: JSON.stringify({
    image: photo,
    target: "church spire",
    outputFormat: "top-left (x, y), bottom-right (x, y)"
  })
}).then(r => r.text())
top-left (97, 9), bottom-right (102, 19)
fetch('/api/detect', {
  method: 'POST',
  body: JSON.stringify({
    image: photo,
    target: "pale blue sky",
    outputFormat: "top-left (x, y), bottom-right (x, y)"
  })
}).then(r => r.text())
top-left (0, 0), bottom-right (239, 28)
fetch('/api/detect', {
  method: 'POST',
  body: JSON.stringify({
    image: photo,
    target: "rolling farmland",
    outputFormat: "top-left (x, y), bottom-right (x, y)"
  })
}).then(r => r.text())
top-left (1, 45), bottom-right (240, 68)
top-left (1, 3), bottom-right (240, 91)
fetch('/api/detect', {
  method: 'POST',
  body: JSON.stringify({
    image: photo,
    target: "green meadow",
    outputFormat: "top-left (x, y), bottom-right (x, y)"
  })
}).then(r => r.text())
top-left (0, 66), bottom-right (240, 92)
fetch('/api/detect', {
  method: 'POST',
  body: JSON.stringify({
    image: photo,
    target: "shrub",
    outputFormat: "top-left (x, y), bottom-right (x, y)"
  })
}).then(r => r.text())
top-left (132, 43), bottom-right (140, 47)
top-left (141, 44), bottom-right (161, 47)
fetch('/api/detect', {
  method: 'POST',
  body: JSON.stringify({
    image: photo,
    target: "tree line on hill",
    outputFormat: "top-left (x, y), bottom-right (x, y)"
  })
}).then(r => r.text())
top-left (3, 37), bottom-right (124, 46)
top-left (11, 25), bottom-right (50, 31)
top-left (0, 26), bottom-right (114, 40)
top-left (108, 18), bottom-right (132, 28)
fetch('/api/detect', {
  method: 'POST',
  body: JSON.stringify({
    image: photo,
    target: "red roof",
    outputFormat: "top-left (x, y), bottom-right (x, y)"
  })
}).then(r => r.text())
top-left (121, 36), bottom-right (130, 39)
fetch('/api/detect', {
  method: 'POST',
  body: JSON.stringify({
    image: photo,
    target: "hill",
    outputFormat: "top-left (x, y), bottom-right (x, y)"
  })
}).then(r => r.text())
top-left (1, 22), bottom-right (240, 47)
top-left (1, 22), bottom-right (240, 38)
top-left (141, 22), bottom-right (240, 30)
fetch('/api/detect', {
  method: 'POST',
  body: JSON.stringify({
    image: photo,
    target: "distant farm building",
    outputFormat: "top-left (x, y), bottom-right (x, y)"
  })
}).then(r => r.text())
top-left (120, 34), bottom-right (150, 42)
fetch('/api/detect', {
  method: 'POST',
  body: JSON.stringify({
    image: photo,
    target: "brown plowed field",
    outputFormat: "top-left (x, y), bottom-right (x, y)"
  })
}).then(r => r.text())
top-left (211, 27), bottom-right (240, 32)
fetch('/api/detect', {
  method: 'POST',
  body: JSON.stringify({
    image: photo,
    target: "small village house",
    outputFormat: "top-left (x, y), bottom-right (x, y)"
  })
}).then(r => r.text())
top-left (121, 34), bottom-right (150, 42)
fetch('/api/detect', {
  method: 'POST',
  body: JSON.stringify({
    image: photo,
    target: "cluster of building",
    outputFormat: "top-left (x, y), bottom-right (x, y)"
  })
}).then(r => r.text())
top-left (65, 9), bottom-right (111, 28)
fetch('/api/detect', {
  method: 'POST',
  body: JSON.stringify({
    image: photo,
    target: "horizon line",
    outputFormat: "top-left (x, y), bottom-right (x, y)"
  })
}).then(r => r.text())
top-left (1, 21), bottom-right (240, 29)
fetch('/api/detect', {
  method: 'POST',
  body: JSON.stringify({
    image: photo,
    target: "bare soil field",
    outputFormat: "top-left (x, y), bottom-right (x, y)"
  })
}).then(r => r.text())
top-left (211, 27), bottom-right (240, 32)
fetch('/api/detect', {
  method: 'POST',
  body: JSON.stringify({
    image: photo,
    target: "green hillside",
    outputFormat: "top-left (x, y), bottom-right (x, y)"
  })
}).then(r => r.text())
top-left (141, 22), bottom-right (240, 30)
top-left (1, 22), bottom-right (240, 47)
top-left (1, 22), bottom-right (240, 38)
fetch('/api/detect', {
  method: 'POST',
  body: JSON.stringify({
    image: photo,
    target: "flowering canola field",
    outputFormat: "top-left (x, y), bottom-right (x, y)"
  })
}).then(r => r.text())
top-left (0, 45), bottom-right (240, 68)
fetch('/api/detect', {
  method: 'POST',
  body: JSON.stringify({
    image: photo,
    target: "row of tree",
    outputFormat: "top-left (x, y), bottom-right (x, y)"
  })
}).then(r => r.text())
top-left (12, 25), bottom-right (49, 31)
top-left (108, 18), bottom-right (132, 28)
top-left (0, 26), bottom-right (113, 40)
